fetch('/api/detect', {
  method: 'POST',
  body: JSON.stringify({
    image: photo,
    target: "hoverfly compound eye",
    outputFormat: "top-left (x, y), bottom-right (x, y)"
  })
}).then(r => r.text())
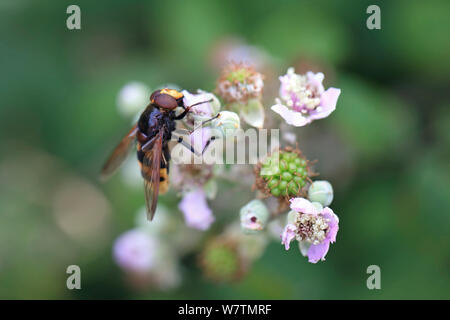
top-left (150, 90), bottom-right (160, 103)
top-left (154, 93), bottom-right (178, 110)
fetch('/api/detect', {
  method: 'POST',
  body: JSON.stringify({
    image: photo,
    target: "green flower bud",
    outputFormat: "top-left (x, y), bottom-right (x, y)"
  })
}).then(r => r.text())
top-left (240, 199), bottom-right (270, 234)
top-left (311, 201), bottom-right (323, 212)
top-left (239, 233), bottom-right (268, 260)
top-left (211, 111), bottom-right (241, 138)
top-left (199, 239), bottom-right (244, 282)
top-left (308, 180), bottom-right (334, 206)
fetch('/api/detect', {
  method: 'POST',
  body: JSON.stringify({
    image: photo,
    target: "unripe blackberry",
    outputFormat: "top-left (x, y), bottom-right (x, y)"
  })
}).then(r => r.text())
top-left (254, 147), bottom-right (314, 202)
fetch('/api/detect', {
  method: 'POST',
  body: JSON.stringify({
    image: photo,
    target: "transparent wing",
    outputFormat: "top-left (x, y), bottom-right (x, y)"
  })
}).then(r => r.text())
top-left (101, 124), bottom-right (137, 180)
top-left (142, 130), bottom-right (164, 220)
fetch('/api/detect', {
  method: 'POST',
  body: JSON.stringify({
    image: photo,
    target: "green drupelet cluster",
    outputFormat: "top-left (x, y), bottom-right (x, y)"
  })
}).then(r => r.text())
top-left (259, 150), bottom-right (309, 198)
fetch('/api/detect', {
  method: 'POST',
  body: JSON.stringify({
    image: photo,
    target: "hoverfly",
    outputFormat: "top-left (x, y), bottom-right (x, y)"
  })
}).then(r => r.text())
top-left (101, 88), bottom-right (218, 220)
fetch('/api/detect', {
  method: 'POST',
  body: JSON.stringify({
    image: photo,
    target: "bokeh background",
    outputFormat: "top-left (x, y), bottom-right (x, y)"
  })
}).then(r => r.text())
top-left (0, 0), bottom-right (449, 299)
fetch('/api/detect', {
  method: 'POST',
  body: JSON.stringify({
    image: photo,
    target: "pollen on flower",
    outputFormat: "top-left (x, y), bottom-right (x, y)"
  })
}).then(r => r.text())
top-left (296, 214), bottom-right (329, 245)
top-left (280, 68), bottom-right (323, 113)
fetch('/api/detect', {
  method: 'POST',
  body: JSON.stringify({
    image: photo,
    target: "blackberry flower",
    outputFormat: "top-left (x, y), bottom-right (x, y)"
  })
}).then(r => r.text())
top-left (181, 89), bottom-right (221, 125)
top-left (216, 62), bottom-right (263, 103)
top-left (216, 62), bottom-right (265, 128)
top-left (113, 229), bottom-right (158, 273)
top-left (178, 188), bottom-right (215, 231)
top-left (271, 68), bottom-right (341, 126)
top-left (281, 198), bottom-right (339, 263)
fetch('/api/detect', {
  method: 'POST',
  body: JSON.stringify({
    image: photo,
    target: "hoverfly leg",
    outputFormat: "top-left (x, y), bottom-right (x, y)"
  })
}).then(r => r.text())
top-left (191, 113), bottom-right (220, 133)
top-left (200, 136), bottom-right (217, 154)
top-left (173, 99), bottom-right (214, 120)
top-left (173, 134), bottom-right (201, 157)
top-left (173, 134), bottom-right (217, 156)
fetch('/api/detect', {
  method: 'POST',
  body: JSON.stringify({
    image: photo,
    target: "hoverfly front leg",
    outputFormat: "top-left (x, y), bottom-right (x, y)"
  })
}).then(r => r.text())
top-left (190, 113), bottom-right (220, 133)
top-left (173, 99), bottom-right (214, 120)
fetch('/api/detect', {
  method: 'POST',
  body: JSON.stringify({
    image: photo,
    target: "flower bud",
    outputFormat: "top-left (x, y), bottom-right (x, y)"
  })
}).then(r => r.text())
top-left (117, 82), bottom-right (150, 117)
top-left (199, 239), bottom-right (245, 282)
top-left (240, 199), bottom-right (270, 234)
top-left (239, 233), bottom-right (268, 260)
top-left (311, 201), bottom-right (324, 212)
top-left (211, 111), bottom-right (241, 138)
top-left (308, 180), bottom-right (334, 206)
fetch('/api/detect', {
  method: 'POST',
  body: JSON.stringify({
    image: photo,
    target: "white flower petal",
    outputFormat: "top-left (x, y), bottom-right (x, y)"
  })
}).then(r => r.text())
top-left (271, 104), bottom-right (310, 127)
top-left (289, 198), bottom-right (319, 215)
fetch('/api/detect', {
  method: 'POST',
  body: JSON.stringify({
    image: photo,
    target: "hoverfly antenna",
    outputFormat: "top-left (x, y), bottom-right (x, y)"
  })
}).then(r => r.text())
top-left (185, 98), bottom-right (214, 109)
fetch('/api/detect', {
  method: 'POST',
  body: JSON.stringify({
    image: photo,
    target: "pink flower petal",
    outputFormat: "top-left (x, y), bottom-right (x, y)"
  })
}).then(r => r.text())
top-left (182, 90), bottom-right (214, 116)
top-left (289, 198), bottom-right (319, 215)
top-left (306, 71), bottom-right (325, 94)
top-left (271, 104), bottom-right (310, 127)
top-left (179, 189), bottom-right (214, 230)
top-left (113, 230), bottom-right (157, 272)
top-left (281, 224), bottom-right (297, 250)
top-left (305, 207), bottom-right (339, 263)
top-left (310, 87), bottom-right (340, 120)
top-left (321, 207), bottom-right (339, 243)
top-left (307, 241), bottom-right (330, 263)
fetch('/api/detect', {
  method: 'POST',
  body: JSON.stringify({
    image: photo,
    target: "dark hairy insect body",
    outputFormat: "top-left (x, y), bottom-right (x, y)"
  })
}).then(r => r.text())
top-left (136, 104), bottom-right (176, 194)
top-left (101, 88), bottom-right (217, 221)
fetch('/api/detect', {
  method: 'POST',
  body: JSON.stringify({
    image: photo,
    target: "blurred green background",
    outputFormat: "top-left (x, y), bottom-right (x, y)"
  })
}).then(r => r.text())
top-left (0, 0), bottom-right (449, 299)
